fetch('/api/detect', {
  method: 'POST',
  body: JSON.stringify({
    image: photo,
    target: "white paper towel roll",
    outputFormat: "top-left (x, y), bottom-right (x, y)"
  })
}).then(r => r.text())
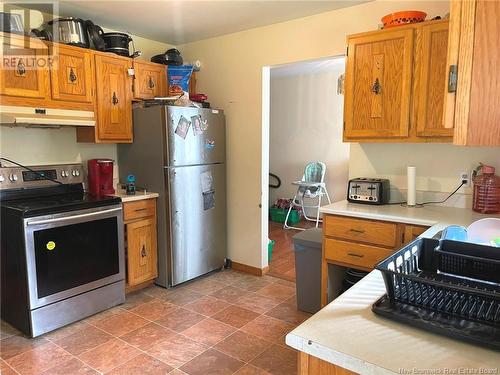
top-left (407, 166), bottom-right (417, 206)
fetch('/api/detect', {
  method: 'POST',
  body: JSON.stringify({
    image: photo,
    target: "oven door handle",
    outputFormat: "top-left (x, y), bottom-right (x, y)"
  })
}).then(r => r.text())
top-left (25, 207), bottom-right (122, 226)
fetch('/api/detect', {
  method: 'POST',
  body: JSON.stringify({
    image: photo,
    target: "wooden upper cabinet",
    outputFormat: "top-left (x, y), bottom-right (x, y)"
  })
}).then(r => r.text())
top-left (94, 54), bottom-right (133, 142)
top-left (444, 0), bottom-right (500, 146)
top-left (0, 34), bottom-right (50, 99)
top-left (414, 21), bottom-right (452, 137)
top-left (133, 60), bottom-right (167, 100)
top-left (344, 28), bottom-right (414, 139)
top-left (50, 44), bottom-right (93, 103)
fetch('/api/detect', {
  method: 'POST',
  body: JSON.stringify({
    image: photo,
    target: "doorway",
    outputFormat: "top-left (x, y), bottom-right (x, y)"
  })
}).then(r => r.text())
top-left (264, 56), bottom-right (350, 281)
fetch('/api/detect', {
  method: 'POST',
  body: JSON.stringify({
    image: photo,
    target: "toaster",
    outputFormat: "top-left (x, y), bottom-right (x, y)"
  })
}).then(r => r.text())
top-left (347, 178), bottom-right (390, 205)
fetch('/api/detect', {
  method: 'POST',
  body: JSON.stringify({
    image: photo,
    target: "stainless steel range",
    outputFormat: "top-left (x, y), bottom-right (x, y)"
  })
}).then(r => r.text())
top-left (0, 162), bottom-right (125, 337)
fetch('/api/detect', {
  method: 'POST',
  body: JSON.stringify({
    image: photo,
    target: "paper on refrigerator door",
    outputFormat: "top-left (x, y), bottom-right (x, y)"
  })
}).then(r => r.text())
top-left (192, 115), bottom-right (203, 136)
top-left (200, 171), bottom-right (214, 192)
top-left (174, 115), bottom-right (191, 139)
top-left (201, 171), bottom-right (215, 210)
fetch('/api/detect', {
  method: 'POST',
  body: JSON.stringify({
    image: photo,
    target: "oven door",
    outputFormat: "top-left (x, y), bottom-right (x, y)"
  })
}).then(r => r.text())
top-left (23, 204), bottom-right (125, 310)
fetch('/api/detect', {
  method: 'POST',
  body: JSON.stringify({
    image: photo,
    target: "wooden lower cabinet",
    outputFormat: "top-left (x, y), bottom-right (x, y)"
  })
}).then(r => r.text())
top-left (321, 214), bottom-right (428, 306)
top-left (299, 352), bottom-right (357, 375)
top-left (123, 198), bottom-right (158, 289)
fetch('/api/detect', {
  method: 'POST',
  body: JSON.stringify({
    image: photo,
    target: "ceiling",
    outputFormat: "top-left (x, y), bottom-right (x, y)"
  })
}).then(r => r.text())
top-left (29, 0), bottom-right (367, 44)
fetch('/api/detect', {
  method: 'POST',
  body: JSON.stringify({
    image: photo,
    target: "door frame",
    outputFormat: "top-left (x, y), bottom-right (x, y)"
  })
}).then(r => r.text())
top-left (260, 55), bottom-right (346, 269)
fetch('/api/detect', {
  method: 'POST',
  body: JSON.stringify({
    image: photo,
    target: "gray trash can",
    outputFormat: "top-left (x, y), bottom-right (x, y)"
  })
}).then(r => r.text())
top-left (293, 227), bottom-right (322, 314)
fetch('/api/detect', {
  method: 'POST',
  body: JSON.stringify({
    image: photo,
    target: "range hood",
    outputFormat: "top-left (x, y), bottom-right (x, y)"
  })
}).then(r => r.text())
top-left (0, 106), bottom-right (96, 127)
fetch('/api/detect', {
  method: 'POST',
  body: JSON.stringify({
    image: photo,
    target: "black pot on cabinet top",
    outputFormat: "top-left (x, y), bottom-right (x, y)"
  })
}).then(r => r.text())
top-left (102, 32), bottom-right (132, 57)
top-left (86, 20), bottom-right (105, 51)
top-left (1, 12), bottom-right (24, 34)
top-left (151, 48), bottom-right (183, 66)
top-left (47, 17), bottom-right (90, 48)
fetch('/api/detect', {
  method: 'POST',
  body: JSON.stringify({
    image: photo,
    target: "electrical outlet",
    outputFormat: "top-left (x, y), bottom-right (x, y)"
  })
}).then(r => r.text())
top-left (460, 171), bottom-right (471, 187)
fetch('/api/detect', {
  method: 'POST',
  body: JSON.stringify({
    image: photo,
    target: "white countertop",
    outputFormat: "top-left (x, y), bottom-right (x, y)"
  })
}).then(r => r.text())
top-left (113, 189), bottom-right (159, 203)
top-left (285, 201), bottom-right (500, 373)
top-left (320, 200), bottom-right (497, 227)
top-left (286, 271), bottom-right (500, 374)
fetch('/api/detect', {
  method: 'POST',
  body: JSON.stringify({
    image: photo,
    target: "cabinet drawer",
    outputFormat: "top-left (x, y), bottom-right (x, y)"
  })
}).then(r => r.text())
top-left (123, 199), bottom-right (156, 221)
top-left (324, 215), bottom-right (397, 247)
top-left (324, 238), bottom-right (393, 270)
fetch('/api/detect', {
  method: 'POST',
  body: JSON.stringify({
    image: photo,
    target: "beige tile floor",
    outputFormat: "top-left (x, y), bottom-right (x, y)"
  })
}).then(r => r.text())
top-left (0, 270), bottom-right (311, 375)
top-left (268, 220), bottom-right (317, 282)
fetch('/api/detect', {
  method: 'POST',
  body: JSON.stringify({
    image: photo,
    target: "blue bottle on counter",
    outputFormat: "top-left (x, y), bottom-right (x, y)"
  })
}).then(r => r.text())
top-left (126, 174), bottom-right (136, 195)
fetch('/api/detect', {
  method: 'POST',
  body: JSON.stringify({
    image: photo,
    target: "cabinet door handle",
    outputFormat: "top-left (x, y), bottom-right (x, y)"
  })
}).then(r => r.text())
top-left (448, 65), bottom-right (458, 93)
top-left (141, 245), bottom-right (147, 257)
top-left (148, 77), bottom-right (155, 89)
top-left (347, 253), bottom-right (364, 258)
top-left (349, 229), bottom-right (365, 234)
top-left (134, 208), bottom-right (148, 212)
top-left (371, 78), bottom-right (381, 94)
top-left (17, 60), bottom-right (26, 76)
top-left (112, 92), bottom-right (119, 105)
top-left (69, 67), bottom-right (77, 83)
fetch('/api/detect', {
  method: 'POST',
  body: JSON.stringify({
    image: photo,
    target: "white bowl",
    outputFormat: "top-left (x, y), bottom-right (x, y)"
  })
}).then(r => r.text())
top-left (467, 218), bottom-right (500, 246)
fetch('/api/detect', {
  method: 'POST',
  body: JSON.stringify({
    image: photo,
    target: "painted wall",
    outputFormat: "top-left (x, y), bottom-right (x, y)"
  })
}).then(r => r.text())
top-left (269, 58), bottom-right (349, 211)
top-left (179, 0), bottom-right (450, 269)
top-left (349, 143), bottom-right (500, 205)
top-left (0, 7), bottom-right (173, 181)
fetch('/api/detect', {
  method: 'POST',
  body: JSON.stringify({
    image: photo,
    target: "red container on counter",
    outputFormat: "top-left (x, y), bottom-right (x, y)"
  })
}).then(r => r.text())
top-left (472, 164), bottom-right (500, 214)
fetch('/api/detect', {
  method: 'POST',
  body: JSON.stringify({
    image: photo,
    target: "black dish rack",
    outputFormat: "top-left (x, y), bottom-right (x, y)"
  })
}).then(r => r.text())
top-left (372, 237), bottom-right (500, 350)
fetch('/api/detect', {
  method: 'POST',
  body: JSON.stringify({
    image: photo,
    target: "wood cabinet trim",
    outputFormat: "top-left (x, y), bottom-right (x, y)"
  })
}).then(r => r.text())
top-left (298, 352), bottom-right (358, 375)
top-left (465, 0), bottom-right (500, 146)
top-left (443, 0), bottom-right (463, 130)
top-left (453, 0), bottom-right (477, 145)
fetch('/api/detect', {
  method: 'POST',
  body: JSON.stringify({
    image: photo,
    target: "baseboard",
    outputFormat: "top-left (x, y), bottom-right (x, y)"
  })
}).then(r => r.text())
top-left (232, 261), bottom-right (269, 276)
top-left (125, 280), bottom-right (154, 294)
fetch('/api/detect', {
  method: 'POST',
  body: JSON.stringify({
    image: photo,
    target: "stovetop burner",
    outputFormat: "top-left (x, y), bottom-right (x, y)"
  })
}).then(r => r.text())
top-left (1, 192), bottom-right (121, 217)
top-left (0, 163), bottom-right (121, 217)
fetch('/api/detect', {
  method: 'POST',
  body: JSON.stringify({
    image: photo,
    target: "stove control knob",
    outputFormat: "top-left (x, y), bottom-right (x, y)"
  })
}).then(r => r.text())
top-left (9, 174), bottom-right (18, 182)
top-left (71, 170), bottom-right (80, 177)
top-left (0, 175), bottom-right (4, 183)
top-left (61, 171), bottom-right (68, 178)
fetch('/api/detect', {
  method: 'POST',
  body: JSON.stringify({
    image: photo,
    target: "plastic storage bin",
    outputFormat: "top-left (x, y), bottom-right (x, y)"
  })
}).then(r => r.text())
top-left (269, 207), bottom-right (300, 224)
top-left (293, 228), bottom-right (323, 314)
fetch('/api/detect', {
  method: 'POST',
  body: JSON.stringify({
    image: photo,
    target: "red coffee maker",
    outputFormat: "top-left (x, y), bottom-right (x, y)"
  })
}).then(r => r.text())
top-left (87, 159), bottom-right (115, 196)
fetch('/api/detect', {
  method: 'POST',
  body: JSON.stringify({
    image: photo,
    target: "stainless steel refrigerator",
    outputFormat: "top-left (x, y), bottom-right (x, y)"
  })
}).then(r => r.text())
top-left (118, 105), bottom-right (226, 287)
